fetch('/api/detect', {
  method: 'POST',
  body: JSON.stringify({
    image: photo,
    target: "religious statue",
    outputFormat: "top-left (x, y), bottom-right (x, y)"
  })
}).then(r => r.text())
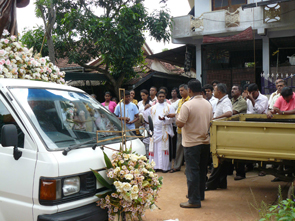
top-left (0, 0), bottom-right (30, 37)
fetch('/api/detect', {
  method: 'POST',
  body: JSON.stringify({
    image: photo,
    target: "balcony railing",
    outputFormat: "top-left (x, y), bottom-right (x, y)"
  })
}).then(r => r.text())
top-left (172, 2), bottom-right (291, 40)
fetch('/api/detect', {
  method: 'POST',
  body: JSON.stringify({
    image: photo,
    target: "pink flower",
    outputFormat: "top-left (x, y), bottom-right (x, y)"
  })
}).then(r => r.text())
top-left (2, 39), bottom-right (9, 44)
top-left (0, 50), bottom-right (7, 57)
top-left (5, 60), bottom-right (10, 66)
top-left (40, 58), bottom-right (46, 64)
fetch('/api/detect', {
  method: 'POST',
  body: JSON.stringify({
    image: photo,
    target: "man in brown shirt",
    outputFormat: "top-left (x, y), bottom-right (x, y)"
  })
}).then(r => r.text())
top-left (176, 79), bottom-right (213, 208)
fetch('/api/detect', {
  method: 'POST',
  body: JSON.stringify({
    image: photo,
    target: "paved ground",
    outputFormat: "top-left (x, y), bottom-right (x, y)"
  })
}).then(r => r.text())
top-left (144, 168), bottom-right (291, 221)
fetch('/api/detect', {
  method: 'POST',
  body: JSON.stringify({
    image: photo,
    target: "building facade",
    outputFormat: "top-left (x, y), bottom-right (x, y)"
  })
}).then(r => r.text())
top-left (172, 0), bottom-right (295, 92)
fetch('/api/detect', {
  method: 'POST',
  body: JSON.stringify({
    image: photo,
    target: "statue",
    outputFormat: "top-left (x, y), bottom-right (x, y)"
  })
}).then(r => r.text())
top-left (0, 0), bottom-right (30, 37)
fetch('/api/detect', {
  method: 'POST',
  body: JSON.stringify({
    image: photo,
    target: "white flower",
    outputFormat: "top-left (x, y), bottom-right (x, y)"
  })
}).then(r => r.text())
top-left (150, 160), bottom-right (156, 168)
top-left (148, 172), bottom-right (154, 177)
top-left (2, 30), bottom-right (10, 36)
top-left (12, 42), bottom-right (21, 49)
top-left (123, 154), bottom-right (129, 161)
top-left (4, 72), bottom-right (12, 78)
top-left (142, 168), bottom-right (148, 173)
top-left (114, 181), bottom-right (123, 192)
top-left (5, 47), bottom-right (11, 52)
top-left (122, 193), bottom-right (132, 202)
top-left (124, 174), bottom-right (133, 180)
top-left (122, 182), bottom-right (131, 192)
top-left (114, 167), bottom-right (120, 174)
top-left (10, 36), bottom-right (17, 41)
top-left (0, 50), bottom-right (7, 57)
top-left (0, 75), bottom-right (4, 78)
top-left (131, 193), bottom-right (138, 200)
top-left (150, 204), bottom-right (157, 211)
top-left (130, 154), bottom-right (139, 162)
top-left (131, 185), bottom-right (139, 194)
top-left (139, 155), bottom-right (147, 161)
top-left (40, 58), bottom-right (46, 64)
top-left (24, 74), bottom-right (32, 79)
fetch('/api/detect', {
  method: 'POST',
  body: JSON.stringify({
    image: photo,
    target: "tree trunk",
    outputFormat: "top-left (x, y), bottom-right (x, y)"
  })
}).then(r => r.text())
top-left (47, 34), bottom-right (55, 64)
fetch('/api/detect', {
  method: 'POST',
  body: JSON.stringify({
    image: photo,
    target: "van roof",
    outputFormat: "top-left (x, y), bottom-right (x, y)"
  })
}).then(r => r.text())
top-left (0, 79), bottom-right (83, 93)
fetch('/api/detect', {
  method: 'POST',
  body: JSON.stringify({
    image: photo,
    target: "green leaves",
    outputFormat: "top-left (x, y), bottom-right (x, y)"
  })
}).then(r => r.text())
top-left (103, 151), bottom-right (113, 169)
top-left (91, 169), bottom-right (112, 189)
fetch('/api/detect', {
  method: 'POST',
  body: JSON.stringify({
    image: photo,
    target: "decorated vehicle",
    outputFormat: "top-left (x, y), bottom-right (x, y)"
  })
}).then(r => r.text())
top-left (0, 78), bottom-right (146, 220)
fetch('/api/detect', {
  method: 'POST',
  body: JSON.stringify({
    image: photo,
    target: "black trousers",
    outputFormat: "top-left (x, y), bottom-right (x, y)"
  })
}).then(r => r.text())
top-left (235, 162), bottom-right (246, 178)
top-left (206, 160), bottom-right (230, 189)
top-left (184, 144), bottom-right (210, 204)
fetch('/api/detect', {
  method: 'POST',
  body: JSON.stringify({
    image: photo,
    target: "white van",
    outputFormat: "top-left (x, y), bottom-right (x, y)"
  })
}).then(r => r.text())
top-left (0, 79), bottom-right (146, 221)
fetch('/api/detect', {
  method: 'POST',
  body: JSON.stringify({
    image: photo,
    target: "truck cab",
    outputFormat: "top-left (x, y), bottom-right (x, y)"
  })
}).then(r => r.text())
top-left (0, 79), bottom-right (145, 220)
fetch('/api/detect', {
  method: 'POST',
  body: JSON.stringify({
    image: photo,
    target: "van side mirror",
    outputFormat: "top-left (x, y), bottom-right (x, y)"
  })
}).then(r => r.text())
top-left (1, 124), bottom-right (22, 160)
top-left (148, 116), bottom-right (154, 137)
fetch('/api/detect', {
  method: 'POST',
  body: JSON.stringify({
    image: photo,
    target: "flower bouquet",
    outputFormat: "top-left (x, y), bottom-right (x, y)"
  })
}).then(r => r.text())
top-left (92, 149), bottom-right (163, 221)
top-left (0, 30), bottom-right (65, 84)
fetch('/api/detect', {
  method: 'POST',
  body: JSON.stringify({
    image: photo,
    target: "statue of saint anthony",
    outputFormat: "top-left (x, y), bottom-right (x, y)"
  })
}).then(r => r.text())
top-left (0, 0), bottom-right (30, 37)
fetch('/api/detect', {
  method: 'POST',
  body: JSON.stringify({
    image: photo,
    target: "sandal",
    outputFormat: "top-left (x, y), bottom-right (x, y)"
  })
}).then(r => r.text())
top-left (169, 168), bottom-right (180, 173)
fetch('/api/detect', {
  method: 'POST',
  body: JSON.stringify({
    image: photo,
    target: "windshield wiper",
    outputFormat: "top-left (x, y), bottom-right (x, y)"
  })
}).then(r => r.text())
top-left (62, 138), bottom-right (96, 156)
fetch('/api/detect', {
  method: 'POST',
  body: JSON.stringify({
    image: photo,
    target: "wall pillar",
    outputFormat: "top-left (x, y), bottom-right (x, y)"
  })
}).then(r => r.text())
top-left (196, 42), bottom-right (202, 82)
top-left (262, 35), bottom-right (270, 77)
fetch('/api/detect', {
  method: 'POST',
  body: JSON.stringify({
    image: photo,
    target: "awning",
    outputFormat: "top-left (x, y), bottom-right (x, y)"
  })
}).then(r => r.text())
top-left (203, 27), bottom-right (253, 44)
top-left (242, 0), bottom-right (292, 10)
top-left (147, 45), bottom-right (196, 68)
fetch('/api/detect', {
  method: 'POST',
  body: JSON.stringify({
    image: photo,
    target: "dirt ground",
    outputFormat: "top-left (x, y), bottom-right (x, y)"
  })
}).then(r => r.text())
top-left (144, 168), bottom-right (291, 221)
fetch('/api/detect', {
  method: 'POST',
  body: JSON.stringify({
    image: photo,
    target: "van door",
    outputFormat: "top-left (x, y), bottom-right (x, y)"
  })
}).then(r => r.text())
top-left (0, 96), bottom-right (37, 221)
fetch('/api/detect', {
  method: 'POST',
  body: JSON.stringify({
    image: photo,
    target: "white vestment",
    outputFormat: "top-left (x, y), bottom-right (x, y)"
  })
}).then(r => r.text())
top-left (145, 102), bottom-right (175, 171)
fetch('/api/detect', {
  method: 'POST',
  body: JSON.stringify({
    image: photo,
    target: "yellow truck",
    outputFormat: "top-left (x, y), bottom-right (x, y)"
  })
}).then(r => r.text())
top-left (210, 114), bottom-right (295, 197)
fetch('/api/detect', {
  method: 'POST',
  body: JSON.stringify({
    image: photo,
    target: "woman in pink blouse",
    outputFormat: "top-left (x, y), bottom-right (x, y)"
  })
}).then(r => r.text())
top-left (101, 92), bottom-right (117, 113)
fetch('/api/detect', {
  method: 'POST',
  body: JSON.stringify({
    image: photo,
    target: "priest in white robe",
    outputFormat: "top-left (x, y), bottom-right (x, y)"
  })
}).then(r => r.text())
top-left (144, 91), bottom-right (175, 172)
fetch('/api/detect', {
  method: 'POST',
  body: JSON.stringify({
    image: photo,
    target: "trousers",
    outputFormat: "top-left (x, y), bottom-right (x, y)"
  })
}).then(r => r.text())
top-left (184, 144), bottom-right (210, 204)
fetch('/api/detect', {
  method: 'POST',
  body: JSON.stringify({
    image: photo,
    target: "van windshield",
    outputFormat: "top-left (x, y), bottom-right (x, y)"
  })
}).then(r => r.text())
top-left (9, 88), bottom-right (130, 150)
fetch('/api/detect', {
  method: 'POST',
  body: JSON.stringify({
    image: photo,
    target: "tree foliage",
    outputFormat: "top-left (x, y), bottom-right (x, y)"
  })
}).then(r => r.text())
top-left (21, 0), bottom-right (171, 97)
top-left (20, 25), bottom-right (50, 56)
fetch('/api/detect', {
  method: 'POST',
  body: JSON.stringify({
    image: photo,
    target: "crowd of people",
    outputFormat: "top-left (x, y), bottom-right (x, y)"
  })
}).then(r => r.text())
top-left (95, 78), bottom-right (295, 209)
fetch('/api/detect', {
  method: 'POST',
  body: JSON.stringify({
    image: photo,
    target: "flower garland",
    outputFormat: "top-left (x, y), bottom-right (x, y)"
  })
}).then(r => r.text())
top-left (92, 150), bottom-right (163, 220)
top-left (0, 30), bottom-right (65, 84)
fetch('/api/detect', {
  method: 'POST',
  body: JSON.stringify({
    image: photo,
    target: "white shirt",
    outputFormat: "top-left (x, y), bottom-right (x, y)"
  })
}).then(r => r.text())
top-left (208, 96), bottom-right (218, 114)
top-left (151, 96), bottom-right (157, 103)
top-left (170, 99), bottom-right (180, 111)
top-left (268, 91), bottom-right (280, 110)
top-left (138, 100), bottom-right (153, 115)
top-left (213, 95), bottom-right (233, 119)
top-left (247, 92), bottom-right (268, 114)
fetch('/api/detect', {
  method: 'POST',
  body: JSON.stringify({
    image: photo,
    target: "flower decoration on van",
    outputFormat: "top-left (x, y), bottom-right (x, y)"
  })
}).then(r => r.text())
top-left (0, 30), bottom-right (65, 84)
top-left (92, 149), bottom-right (162, 220)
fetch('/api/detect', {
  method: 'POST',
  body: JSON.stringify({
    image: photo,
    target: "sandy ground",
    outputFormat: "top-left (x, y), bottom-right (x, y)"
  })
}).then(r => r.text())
top-left (144, 168), bottom-right (291, 221)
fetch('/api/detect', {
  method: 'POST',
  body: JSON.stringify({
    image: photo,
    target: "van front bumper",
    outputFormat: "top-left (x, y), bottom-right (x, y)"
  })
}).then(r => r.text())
top-left (37, 203), bottom-right (108, 221)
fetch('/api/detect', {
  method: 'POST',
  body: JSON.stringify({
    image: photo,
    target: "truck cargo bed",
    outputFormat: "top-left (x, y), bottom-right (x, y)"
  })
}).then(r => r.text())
top-left (210, 114), bottom-right (295, 168)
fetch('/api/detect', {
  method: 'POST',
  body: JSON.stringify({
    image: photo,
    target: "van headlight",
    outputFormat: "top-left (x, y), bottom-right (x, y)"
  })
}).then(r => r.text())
top-left (63, 176), bottom-right (80, 196)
